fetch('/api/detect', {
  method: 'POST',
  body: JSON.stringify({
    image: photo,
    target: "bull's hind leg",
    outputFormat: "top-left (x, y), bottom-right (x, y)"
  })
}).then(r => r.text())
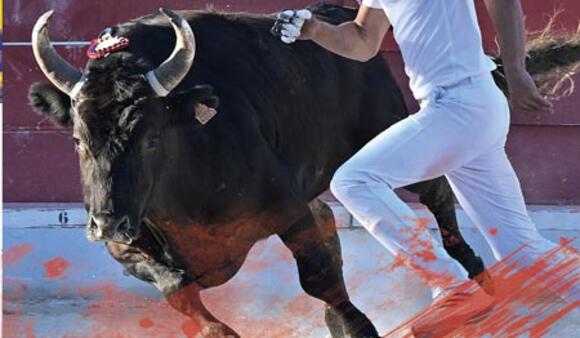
top-left (403, 177), bottom-right (493, 291)
top-left (278, 199), bottom-right (378, 338)
top-left (105, 242), bottom-right (239, 338)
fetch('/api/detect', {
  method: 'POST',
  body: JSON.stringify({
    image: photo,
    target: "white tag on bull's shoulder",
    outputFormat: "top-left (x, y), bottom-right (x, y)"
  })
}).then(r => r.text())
top-left (194, 104), bottom-right (217, 125)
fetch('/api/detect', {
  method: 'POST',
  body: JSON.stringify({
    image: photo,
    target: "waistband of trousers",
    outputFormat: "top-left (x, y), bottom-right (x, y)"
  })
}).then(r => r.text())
top-left (418, 73), bottom-right (491, 105)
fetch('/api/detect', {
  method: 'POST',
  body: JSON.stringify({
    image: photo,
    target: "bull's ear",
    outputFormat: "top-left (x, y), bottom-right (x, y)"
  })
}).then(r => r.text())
top-left (172, 84), bottom-right (219, 109)
top-left (28, 82), bottom-right (73, 127)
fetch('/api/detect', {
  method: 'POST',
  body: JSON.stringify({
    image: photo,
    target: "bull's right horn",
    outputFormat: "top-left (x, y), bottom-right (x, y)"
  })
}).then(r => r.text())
top-left (32, 10), bottom-right (83, 95)
top-left (146, 8), bottom-right (196, 97)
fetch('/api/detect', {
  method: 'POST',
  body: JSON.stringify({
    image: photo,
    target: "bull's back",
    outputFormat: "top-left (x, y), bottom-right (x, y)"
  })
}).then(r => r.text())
top-left (237, 7), bottom-right (409, 199)
top-left (262, 42), bottom-right (408, 199)
top-left (124, 5), bottom-right (408, 200)
top-left (205, 9), bottom-right (406, 198)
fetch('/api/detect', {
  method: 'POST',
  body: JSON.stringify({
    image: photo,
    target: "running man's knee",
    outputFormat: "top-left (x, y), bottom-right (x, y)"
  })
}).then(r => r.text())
top-left (330, 165), bottom-right (365, 201)
top-left (330, 163), bottom-right (393, 202)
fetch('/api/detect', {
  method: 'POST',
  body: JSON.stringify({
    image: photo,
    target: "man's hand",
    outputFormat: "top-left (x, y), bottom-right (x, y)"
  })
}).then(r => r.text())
top-left (506, 70), bottom-right (553, 114)
top-left (271, 9), bottom-right (315, 44)
top-left (272, 6), bottom-right (389, 62)
top-left (483, 0), bottom-right (554, 115)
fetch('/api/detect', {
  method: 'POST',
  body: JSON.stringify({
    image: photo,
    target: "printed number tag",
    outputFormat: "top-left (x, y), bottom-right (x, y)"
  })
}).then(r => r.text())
top-left (194, 104), bottom-right (217, 125)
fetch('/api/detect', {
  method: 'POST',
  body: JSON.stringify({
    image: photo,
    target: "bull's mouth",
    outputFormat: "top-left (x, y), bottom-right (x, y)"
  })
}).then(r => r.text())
top-left (86, 216), bottom-right (141, 245)
top-left (86, 217), bottom-right (173, 264)
top-left (86, 217), bottom-right (169, 250)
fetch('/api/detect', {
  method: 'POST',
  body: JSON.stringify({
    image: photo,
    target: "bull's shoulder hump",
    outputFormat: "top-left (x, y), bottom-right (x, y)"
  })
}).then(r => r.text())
top-left (124, 10), bottom-right (272, 28)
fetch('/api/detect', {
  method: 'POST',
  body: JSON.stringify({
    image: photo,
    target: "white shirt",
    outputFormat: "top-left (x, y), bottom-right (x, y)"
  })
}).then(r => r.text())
top-left (362, 0), bottom-right (496, 99)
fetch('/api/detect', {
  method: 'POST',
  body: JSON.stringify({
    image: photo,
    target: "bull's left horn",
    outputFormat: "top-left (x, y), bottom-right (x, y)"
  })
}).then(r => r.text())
top-left (146, 8), bottom-right (196, 97)
top-left (32, 10), bottom-right (83, 95)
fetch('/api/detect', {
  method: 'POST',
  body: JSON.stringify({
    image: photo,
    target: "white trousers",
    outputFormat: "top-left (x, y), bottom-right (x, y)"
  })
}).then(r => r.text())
top-left (330, 73), bottom-right (558, 297)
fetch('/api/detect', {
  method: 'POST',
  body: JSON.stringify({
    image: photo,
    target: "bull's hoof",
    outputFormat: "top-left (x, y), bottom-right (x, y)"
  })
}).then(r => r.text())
top-left (200, 322), bottom-right (240, 338)
top-left (325, 306), bottom-right (346, 337)
top-left (325, 303), bottom-right (379, 338)
top-left (473, 269), bottom-right (495, 296)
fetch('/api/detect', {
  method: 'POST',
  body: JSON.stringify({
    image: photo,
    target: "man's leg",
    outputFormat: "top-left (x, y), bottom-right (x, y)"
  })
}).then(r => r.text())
top-left (331, 166), bottom-right (468, 293)
top-left (446, 146), bottom-right (560, 266)
top-left (330, 98), bottom-right (481, 295)
top-left (446, 145), bottom-right (580, 308)
top-left (330, 79), bottom-right (512, 335)
top-left (330, 72), bottom-right (515, 294)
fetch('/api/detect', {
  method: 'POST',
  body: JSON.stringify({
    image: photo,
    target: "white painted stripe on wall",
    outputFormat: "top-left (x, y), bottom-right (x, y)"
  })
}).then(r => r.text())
top-left (3, 203), bottom-right (579, 231)
top-left (3, 41), bottom-right (90, 46)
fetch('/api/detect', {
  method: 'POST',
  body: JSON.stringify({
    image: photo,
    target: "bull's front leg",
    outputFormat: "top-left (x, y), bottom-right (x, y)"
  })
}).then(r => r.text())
top-left (105, 242), bottom-right (239, 338)
top-left (164, 282), bottom-right (239, 338)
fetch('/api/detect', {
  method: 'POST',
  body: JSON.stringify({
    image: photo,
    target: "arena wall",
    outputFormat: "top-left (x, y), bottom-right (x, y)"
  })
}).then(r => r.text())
top-left (3, 0), bottom-right (580, 204)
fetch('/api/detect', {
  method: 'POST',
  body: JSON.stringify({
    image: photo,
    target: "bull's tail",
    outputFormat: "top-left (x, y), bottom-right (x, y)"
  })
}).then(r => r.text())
top-left (492, 21), bottom-right (580, 100)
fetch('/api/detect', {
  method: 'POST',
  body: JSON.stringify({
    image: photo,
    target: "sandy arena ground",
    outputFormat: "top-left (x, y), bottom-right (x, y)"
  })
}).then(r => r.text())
top-left (3, 203), bottom-right (579, 337)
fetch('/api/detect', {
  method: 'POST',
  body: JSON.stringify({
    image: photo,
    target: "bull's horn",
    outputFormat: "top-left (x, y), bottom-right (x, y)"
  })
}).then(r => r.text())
top-left (146, 8), bottom-right (196, 97)
top-left (32, 10), bottom-right (83, 95)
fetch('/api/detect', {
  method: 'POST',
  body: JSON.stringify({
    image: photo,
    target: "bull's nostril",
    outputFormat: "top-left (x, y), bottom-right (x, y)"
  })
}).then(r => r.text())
top-left (88, 216), bottom-right (103, 241)
top-left (117, 216), bottom-right (131, 233)
top-left (90, 217), bottom-right (99, 230)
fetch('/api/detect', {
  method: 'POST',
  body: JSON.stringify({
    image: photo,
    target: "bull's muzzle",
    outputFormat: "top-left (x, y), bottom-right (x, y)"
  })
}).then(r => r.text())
top-left (87, 213), bottom-right (139, 244)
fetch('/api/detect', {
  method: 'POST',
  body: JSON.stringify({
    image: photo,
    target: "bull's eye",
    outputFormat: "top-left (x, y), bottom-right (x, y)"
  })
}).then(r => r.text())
top-left (73, 137), bottom-right (81, 150)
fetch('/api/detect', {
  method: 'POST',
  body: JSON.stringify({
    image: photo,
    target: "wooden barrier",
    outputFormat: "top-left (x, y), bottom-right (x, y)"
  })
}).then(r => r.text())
top-left (3, 0), bottom-right (580, 203)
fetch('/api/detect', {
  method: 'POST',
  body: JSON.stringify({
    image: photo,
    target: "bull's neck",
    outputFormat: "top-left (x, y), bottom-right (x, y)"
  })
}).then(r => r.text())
top-left (148, 122), bottom-right (251, 222)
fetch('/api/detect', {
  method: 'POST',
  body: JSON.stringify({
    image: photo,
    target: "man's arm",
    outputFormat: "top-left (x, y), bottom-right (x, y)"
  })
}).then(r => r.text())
top-left (483, 0), bottom-right (553, 114)
top-left (300, 6), bottom-right (391, 62)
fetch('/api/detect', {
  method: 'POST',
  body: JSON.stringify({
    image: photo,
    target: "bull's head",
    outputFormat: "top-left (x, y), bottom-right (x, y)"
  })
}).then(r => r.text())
top-left (28, 9), bottom-right (200, 244)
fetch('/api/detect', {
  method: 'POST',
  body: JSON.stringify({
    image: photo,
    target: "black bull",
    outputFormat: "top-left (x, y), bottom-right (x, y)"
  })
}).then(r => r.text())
top-left (29, 4), bottom-right (495, 337)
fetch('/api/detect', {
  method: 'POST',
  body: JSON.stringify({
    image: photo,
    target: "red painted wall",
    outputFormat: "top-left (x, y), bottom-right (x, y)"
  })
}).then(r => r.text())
top-left (3, 0), bottom-right (580, 204)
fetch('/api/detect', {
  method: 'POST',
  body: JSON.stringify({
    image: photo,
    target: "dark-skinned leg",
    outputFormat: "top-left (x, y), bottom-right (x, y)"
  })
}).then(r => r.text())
top-left (278, 200), bottom-right (378, 338)
top-left (404, 177), bottom-right (493, 293)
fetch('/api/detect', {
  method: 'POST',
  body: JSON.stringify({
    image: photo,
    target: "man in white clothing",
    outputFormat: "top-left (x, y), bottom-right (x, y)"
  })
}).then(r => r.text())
top-left (272, 0), bottom-right (576, 335)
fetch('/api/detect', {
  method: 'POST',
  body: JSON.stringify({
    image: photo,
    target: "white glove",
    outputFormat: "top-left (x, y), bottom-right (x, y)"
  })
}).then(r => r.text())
top-left (271, 9), bottom-right (313, 44)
